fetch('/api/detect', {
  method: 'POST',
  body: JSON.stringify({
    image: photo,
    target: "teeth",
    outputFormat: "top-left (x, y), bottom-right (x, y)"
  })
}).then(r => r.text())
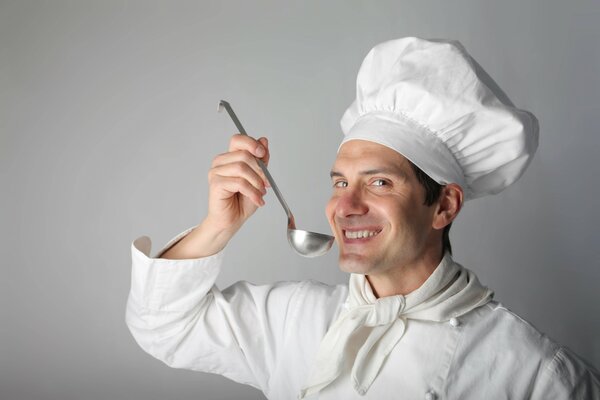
top-left (344, 230), bottom-right (380, 239)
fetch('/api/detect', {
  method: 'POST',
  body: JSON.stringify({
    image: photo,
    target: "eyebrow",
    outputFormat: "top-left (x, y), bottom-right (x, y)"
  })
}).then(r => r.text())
top-left (330, 168), bottom-right (408, 179)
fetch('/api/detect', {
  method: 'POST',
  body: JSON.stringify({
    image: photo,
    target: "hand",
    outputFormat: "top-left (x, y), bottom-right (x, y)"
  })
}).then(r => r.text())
top-left (159, 134), bottom-right (271, 259)
top-left (204, 134), bottom-right (271, 240)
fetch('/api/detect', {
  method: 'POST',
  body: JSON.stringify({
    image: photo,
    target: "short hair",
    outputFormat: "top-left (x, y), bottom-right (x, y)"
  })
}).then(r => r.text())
top-left (409, 162), bottom-right (452, 255)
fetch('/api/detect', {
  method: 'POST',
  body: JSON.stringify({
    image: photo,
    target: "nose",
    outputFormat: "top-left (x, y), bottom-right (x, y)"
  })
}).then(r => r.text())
top-left (335, 187), bottom-right (369, 218)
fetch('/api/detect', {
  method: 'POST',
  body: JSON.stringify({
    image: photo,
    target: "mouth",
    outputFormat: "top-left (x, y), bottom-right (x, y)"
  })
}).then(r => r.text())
top-left (342, 228), bottom-right (382, 243)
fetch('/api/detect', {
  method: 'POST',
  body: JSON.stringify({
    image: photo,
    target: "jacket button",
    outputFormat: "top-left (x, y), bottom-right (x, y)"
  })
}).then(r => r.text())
top-left (425, 390), bottom-right (437, 400)
top-left (449, 317), bottom-right (460, 327)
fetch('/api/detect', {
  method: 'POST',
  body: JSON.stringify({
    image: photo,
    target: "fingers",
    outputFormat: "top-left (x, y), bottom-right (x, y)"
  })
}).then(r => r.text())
top-left (203, 134), bottom-right (273, 231)
top-left (207, 134), bottom-right (272, 209)
top-left (210, 159), bottom-right (268, 195)
top-left (219, 134), bottom-right (271, 185)
top-left (210, 174), bottom-right (266, 207)
top-left (211, 150), bottom-right (269, 189)
top-left (228, 134), bottom-right (270, 165)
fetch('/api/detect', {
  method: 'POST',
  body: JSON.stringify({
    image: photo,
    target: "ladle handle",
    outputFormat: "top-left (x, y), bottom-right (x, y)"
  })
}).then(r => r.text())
top-left (218, 100), bottom-right (295, 227)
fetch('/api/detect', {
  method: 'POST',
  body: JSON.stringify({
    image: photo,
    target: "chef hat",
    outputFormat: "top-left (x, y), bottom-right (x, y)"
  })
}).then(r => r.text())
top-left (340, 37), bottom-right (539, 200)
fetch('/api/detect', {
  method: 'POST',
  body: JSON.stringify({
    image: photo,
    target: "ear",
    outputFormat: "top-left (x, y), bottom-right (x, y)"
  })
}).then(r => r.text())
top-left (432, 184), bottom-right (464, 230)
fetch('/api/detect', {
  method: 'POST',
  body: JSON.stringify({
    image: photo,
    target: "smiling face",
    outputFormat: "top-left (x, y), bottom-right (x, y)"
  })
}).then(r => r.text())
top-left (326, 140), bottom-right (440, 277)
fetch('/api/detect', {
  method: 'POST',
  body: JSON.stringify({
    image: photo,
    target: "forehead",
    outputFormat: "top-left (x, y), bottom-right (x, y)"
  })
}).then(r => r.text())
top-left (333, 139), bottom-right (410, 171)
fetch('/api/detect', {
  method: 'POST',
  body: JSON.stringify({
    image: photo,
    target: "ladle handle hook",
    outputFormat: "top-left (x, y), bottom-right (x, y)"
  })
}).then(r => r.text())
top-left (218, 100), bottom-right (295, 228)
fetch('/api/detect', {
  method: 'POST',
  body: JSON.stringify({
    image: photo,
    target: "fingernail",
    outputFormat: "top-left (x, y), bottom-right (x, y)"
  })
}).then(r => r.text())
top-left (256, 146), bottom-right (265, 157)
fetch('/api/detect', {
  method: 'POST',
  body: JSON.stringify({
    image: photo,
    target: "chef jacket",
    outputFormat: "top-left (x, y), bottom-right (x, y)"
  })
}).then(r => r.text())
top-left (126, 227), bottom-right (600, 399)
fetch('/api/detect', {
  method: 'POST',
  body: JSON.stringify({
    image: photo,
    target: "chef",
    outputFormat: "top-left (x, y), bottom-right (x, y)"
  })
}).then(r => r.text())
top-left (126, 37), bottom-right (600, 399)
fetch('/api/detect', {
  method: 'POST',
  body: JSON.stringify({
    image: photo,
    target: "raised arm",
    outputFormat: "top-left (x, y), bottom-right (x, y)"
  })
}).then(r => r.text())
top-left (126, 133), bottom-right (283, 391)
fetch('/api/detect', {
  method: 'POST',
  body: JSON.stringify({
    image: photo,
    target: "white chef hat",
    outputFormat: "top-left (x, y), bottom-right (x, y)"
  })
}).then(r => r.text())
top-left (340, 37), bottom-right (539, 200)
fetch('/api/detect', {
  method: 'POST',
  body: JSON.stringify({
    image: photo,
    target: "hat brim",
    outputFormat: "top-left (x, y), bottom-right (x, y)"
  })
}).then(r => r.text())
top-left (339, 111), bottom-right (469, 197)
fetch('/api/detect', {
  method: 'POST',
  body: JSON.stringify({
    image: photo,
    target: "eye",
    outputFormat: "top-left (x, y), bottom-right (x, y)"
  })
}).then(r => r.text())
top-left (371, 179), bottom-right (389, 187)
top-left (333, 180), bottom-right (348, 188)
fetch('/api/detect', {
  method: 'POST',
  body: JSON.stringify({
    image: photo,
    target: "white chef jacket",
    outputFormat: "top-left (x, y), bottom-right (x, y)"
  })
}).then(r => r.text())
top-left (126, 227), bottom-right (600, 399)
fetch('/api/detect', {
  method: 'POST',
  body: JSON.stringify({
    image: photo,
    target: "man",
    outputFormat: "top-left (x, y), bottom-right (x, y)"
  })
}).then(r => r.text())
top-left (126, 37), bottom-right (599, 399)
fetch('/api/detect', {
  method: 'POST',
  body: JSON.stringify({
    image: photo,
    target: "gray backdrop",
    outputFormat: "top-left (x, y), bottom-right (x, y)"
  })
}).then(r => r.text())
top-left (2, 1), bottom-right (599, 399)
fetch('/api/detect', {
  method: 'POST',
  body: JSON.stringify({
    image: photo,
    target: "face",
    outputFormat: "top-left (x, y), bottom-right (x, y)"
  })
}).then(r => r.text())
top-left (326, 140), bottom-right (438, 276)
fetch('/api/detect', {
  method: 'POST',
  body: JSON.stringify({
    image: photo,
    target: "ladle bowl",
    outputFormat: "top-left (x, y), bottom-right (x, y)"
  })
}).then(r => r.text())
top-left (218, 100), bottom-right (335, 257)
top-left (287, 228), bottom-right (335, 257)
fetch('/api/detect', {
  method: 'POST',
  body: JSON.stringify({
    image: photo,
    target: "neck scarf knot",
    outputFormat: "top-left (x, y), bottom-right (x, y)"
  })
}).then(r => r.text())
top-left (360, 295), bottom-right (405, 326)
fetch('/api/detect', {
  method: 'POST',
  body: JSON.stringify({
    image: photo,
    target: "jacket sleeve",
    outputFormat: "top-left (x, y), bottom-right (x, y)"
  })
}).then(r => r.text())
top-left (125, 227), bottom-right (306, 392)
top-left (530, 346), bottom-right (600, 399)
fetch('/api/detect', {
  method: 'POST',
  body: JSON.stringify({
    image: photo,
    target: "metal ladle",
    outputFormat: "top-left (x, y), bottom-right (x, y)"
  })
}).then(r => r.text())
top-left (218, 100), bottom-right (334, 257)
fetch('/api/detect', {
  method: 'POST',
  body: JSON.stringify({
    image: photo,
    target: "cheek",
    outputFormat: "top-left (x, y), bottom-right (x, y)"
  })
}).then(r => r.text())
top-left (369, 199), bottom-right (400, 223)
top-left (370, 198), bottom-right (417, 233)
top-left (325, 196), bottom-right (337, 225)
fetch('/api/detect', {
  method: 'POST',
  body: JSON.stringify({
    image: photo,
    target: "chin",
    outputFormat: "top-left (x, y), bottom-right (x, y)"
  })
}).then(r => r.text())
top-left (338, 253), bottom-right (375, 275)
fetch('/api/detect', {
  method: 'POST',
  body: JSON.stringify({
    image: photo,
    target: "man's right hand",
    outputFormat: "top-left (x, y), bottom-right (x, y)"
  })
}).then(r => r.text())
top-left (159, 134), bottom-right (270, 259)
top-left (205, 134), bottom-right (271, 238)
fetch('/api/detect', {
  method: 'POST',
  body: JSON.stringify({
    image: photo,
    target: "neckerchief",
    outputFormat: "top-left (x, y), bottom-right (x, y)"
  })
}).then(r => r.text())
top-left (299, 253), bottom-right (493, 398)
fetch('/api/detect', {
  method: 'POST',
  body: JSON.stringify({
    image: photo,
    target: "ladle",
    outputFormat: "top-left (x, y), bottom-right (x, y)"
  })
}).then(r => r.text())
top-left (218, 100), bottom-right (335, 257)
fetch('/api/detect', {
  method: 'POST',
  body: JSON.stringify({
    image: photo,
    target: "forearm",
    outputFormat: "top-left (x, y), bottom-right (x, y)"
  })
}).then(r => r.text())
top-left (159, 219), bottom-right (235, 259)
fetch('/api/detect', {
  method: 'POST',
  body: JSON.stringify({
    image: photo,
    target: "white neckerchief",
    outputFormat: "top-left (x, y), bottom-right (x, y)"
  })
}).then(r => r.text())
top-left (299, 253), bottom-right (493, 398)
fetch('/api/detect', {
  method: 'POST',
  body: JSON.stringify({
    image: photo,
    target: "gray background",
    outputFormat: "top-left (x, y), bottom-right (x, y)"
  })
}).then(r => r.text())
top-left (2, 0), bottom-right (599, 399)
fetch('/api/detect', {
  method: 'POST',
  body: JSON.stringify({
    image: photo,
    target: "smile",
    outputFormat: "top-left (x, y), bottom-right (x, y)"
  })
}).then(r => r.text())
top-left (343, 229), bottom-right (381, 239)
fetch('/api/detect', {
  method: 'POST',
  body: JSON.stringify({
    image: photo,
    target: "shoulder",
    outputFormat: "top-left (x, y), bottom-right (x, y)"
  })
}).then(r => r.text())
top-left (462, 300), bottom-right (560, 358)
top-left (450, 301), bottom-right (558, 391)
top-left (454, 301), bottom-right (600, 397)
